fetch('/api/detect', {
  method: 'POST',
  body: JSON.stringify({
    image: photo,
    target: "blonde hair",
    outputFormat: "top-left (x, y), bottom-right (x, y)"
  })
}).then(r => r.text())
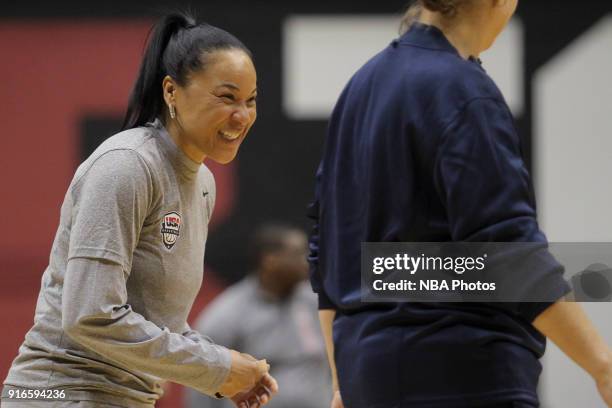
top-left (399, 2), bottom-right (422, 34)
top-left (421, 0), bottom-right (465, 15)
top-left (399, 0), bottom-right (473, 34)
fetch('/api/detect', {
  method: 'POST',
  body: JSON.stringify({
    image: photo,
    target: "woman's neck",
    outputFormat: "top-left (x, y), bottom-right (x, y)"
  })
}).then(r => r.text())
top-left (164, 116), bottom-right (206, 164)
top-left (418, 10), bottom-right (485, 60)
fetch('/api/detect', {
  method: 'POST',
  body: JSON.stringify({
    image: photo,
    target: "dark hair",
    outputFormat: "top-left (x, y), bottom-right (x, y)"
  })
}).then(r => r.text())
top-left (121, 12), bottom-right (252, 130)
top-left (248, 224), bottom-right (303, 269)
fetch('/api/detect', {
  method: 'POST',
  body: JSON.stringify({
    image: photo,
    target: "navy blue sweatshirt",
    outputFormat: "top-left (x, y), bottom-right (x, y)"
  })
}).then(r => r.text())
top-left (308, 23), bottom-right (570, 408)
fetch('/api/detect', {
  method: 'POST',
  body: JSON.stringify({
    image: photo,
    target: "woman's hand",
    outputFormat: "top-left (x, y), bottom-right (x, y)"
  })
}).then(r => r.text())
top-left (218, 350), bottom-right (269, 397)
top-left (532, 302), bottom-right (612, 406)
top-left (331, 390), bottom-right (344, 408)
top-left (230, 373), bottom-right (279, 408)
top-left (596, 355), bottom-right (612, 407)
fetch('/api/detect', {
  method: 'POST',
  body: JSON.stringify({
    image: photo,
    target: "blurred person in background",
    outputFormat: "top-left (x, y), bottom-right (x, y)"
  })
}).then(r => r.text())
top-left (187, 224), bottom-right (332, 408)
top-left (308, 1), bottom-right (612, 407)
top-left (1, 12), bottom-right (278, 408)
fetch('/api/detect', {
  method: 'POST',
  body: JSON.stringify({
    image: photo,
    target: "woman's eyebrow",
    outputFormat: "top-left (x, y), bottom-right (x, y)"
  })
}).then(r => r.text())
top-left (217, 82), bottom-right (240, 91)
top-left (217, 83), bottom-right (258, 94)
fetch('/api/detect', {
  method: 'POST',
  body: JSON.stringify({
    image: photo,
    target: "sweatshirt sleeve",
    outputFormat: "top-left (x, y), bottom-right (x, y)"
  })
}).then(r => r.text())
top-left (62, 258), bottom-right (231, 396)
top-left (63, 149), bottom-right (231, 395)
top-left (184, 292), bottom-right (244, 408)
top-left (433, 97), bottom-right (570, 321)
top-left (307, 164), bottom-right (336, 310)
top-left (68, 149), bottom-right (152, 270)
top-left (182, 322), bottom-right (215, 346)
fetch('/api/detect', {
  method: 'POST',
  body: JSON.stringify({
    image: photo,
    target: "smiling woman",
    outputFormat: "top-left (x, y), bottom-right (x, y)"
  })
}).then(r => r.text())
top-left (163, 49), bottom-right (258, 164)
top-left (2, 11), bottom-right (276, 408)
top-left (122, 14), bottom-right (258, 165)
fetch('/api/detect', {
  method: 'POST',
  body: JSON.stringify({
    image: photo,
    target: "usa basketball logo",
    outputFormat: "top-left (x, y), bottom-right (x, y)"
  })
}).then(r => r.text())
top-left (161, 212), bottom-right (181, 250)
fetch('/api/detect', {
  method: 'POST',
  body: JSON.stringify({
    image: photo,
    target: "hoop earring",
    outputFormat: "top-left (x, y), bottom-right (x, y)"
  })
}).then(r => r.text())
top-left (169, 104), bottom-right (176, 119)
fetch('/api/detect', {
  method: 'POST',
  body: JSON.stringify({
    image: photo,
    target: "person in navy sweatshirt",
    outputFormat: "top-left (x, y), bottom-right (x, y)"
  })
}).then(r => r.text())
top-left (308, 1), bottom-right (612, 407)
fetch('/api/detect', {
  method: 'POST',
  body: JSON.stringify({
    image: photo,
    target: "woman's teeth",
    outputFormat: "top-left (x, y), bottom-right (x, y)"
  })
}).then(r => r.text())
top-left (219, 130), bottom-right (241, 141)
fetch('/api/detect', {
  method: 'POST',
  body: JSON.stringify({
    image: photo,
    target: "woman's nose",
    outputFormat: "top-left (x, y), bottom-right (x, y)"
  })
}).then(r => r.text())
top-left (231, 104), bottom-right (250, 126)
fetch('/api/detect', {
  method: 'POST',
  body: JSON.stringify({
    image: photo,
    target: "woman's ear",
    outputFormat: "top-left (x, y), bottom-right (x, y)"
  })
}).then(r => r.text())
top-left (162, 75), bottom-right (177, 106)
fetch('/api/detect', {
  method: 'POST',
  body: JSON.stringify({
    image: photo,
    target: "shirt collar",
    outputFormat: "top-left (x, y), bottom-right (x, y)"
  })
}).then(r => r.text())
top-left (147, 118), bottom-right (201, 179)
top-left (397, 22), bottom-right (484, 67)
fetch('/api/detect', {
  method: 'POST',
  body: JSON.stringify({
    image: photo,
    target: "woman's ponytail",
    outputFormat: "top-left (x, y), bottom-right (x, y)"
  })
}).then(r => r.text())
top-left (121, 13), bottom-right (195, 130)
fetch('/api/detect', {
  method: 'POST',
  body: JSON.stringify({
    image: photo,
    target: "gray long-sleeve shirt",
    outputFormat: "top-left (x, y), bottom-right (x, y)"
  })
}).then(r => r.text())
top-left (3, 120), bottom-right (231, 407)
